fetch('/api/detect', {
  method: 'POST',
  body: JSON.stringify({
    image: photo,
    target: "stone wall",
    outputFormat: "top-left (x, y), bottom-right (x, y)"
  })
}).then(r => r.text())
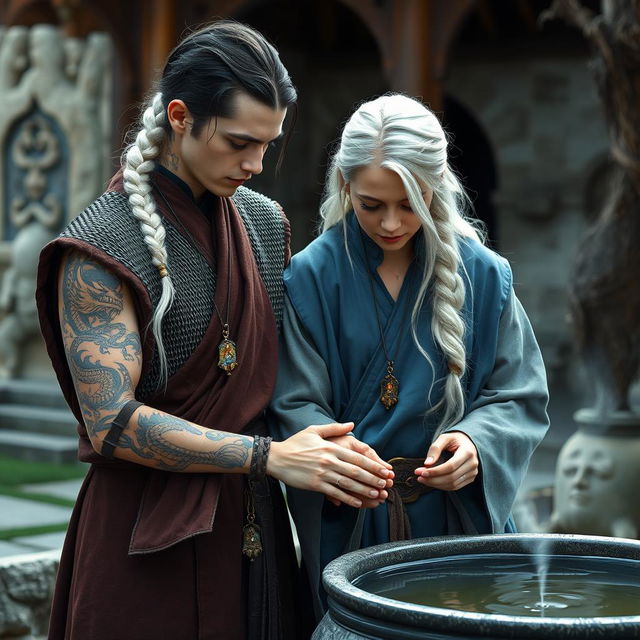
top-left (446, 55), bottom-right (609, 397)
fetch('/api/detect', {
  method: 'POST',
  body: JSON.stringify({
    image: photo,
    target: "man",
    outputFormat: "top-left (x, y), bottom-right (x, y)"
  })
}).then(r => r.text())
top-left (36, 21), bottom-right (392, 640)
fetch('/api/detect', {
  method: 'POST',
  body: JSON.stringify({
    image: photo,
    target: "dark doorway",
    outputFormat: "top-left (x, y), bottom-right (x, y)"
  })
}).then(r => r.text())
top-left (442, 96), bottom-right (499, 247)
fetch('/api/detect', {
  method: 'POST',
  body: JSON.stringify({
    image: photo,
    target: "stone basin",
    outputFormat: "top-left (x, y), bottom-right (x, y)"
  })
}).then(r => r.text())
top-left (313, 533), bottom-right (640, 639)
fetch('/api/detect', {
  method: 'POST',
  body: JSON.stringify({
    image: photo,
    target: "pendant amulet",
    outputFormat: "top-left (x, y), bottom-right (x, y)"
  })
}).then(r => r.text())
top-left (218, 338), bottom-right (238, 375)
top-left (242, 522), bottom-right (263, 560)
top-left (380, 372), bottom-right (399, 410)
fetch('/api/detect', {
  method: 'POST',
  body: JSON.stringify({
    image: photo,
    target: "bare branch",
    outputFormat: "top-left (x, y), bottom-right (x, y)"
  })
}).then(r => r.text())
top-left (539, 0), bottom-right (595, 31)
top-left (540, 0), bottom-right (615, 72)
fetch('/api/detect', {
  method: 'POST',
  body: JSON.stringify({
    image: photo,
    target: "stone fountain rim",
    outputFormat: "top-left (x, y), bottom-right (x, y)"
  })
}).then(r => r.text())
top-left (322, 533), bottom-right (640, 638)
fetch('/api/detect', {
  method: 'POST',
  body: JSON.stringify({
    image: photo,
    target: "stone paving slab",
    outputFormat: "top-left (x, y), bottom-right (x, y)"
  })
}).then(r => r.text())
top-left (14, 530), bottom-right (67, 551)
top-left (0, 539), bottom-right (33, 558)
top-left (0, 495), bottom-right (72, 530)
top-left (0, 429), bottom-right (78, 463)
top-left (22, 478), bottom-right (84, 501)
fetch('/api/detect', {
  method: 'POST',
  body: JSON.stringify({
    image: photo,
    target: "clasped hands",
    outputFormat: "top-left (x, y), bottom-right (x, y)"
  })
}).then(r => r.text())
top-left (267, 422), bottom-right (478, 509)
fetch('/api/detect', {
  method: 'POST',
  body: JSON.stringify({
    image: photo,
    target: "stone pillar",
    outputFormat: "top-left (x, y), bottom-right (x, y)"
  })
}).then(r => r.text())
top-left (0, 24), bottom-right (113, 379)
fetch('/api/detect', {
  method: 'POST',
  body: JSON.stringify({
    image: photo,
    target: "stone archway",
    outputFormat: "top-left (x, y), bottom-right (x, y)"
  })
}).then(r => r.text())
top-left (191, 0), bottom-right (477, 250)
top-left (198, 0), bottom-right (475, 108)
top-left (208, 0), bottom-right (388, 251)
top-left (340, 0), bottom-right (475, 108)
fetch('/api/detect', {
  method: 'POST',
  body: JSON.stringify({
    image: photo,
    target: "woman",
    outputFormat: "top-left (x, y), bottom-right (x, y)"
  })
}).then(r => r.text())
top-left (36, 22), bottom-right (391, 640)
top-left (271, 93), bottom-right (549, 618)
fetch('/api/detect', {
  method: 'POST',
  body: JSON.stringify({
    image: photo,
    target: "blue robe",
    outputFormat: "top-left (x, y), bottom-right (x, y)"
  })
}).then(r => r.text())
top-left (270, 213), bottom-right (549, 618)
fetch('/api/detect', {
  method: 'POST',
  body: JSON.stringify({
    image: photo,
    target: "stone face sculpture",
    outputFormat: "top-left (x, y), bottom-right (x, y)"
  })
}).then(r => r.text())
top-left (0, 25), bottom-right (112, 378)
top-left (549, 420), bottom-right (640, 538)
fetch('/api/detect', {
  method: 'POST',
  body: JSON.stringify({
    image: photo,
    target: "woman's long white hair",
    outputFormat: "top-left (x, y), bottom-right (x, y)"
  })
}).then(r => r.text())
top-left (320, 93), bottom-right (483, 436)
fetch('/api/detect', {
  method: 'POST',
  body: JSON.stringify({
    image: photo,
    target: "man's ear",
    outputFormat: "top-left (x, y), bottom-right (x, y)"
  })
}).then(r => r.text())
top-left (166, 99), bottom-right (193, 136)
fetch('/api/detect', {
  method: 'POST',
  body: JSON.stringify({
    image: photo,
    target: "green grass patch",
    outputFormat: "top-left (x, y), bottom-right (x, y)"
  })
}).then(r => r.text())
top-left (0, 485), bottom-right (76, 508)
top-left (0, 455), bottom-right (86, 486)
top-left (0, 522), bottom-right (67, 541)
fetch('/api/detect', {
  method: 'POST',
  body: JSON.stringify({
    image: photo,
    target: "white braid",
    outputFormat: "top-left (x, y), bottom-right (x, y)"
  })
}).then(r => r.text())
top-left (320, 94), bottom-right (482, 435)
top-left (123, 92), bottom-right (174, 386)
top-left (390, 162), bottom-right (468, 436)
top-left (429, 202), bottom-right (467, 438)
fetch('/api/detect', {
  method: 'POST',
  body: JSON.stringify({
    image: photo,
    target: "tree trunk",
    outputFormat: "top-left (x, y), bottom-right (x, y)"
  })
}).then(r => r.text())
top-left (544, 0), bottom-right (640, 410)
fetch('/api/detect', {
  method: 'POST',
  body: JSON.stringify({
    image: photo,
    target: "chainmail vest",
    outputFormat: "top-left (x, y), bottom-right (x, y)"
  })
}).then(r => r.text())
top-left (60, 187), bottom-right (286, 400)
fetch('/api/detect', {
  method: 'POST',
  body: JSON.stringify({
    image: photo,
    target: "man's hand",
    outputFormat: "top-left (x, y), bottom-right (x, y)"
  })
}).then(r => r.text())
top-left (414, 431), bottom-right (478, 491)
top-left (268, 422), bottom-right (393, 508)
top-left (325, 434), bottom-right (394, 508)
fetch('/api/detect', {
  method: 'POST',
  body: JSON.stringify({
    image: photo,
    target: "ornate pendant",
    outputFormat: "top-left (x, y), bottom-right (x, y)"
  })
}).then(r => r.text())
top-left (242, 522), bottom-right (263, 560)
top-left (380, 361), bottom-right (399, 410)
top-left (217, 324), bottom-right (238, 375)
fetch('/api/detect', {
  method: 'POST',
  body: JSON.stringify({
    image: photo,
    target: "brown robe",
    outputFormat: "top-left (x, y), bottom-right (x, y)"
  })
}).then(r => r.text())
top-left (36, 171), bottom-right (303, 640)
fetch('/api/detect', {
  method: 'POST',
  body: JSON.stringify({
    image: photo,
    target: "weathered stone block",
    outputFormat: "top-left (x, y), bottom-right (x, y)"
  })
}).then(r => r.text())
top-left (0, 550), bottom-right (59, 639)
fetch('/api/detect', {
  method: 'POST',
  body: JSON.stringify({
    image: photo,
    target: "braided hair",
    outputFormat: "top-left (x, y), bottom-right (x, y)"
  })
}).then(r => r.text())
top-left (122, 21), bottom-right (296, 385)
top-left (320, 94), bottom-right (482, 436)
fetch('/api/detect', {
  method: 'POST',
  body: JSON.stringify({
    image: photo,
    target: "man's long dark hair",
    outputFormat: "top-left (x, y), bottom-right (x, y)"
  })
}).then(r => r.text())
top-left (161, 21), bottom-right (297, 141)
top-left (122, 20), bottom-right (297, 385)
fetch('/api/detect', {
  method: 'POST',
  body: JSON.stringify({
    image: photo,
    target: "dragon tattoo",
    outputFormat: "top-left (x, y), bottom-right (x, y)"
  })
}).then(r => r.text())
top-left (118, 413), bottom-right (252, 471)
top-left (62, 253), bottom-right (141, 433)
top-left (62, 253), bottom-right (251, 471)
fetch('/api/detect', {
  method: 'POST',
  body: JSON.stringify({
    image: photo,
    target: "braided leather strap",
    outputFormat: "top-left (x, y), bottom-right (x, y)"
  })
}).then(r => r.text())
top-left (249, 435), bottom-right (272, 483)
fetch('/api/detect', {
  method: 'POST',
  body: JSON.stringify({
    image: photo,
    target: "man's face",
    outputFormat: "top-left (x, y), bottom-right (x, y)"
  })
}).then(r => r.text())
top-left (174, 92), bottom-right (287, 199)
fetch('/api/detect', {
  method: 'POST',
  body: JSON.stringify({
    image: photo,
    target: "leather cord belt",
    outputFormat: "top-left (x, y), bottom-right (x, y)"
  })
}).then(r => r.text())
top-left (101, 399), bottom-right (143, 459)
top-left (386, 456), bottom-right (433, 542)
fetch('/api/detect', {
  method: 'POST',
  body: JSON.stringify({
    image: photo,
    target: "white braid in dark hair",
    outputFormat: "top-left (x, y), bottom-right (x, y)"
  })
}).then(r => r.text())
top-left (320, 94), bottom-right (481, 434)
top-left (123, 92), bottom-right (174, 386)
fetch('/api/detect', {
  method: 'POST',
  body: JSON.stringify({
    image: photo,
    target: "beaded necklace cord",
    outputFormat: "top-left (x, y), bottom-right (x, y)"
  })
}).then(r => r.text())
top-left (154, 182), bottom-right (239, 375)
top-left (360, 232), bottom-right (414, 409)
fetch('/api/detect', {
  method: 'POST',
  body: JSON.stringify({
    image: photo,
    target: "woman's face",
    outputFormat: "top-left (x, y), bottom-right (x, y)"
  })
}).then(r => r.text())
top-left (348, 165), bottom-right (432, 260)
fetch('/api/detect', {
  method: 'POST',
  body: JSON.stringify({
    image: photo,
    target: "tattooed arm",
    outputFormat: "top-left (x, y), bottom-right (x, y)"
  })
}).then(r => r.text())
top-left (57, 251), bottom-right (392, 501)
top-left (58, 249), bottom-right (253, 473)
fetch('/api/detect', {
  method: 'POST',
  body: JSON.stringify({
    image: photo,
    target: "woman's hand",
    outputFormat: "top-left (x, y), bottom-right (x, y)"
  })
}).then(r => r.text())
top-left (414, 431), bottom-right (479, 491)
top-left (268, 422), bottom-right (393, 508)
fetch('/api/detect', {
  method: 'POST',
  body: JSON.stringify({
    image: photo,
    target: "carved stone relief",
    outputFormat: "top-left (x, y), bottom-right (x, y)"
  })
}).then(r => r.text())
top-left (0, 25), bottom-right (113, 378)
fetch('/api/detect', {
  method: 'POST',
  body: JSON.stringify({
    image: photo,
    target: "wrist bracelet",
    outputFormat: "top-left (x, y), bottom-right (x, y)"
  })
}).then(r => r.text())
top-left (249, 435), bottom-right (272, 483)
